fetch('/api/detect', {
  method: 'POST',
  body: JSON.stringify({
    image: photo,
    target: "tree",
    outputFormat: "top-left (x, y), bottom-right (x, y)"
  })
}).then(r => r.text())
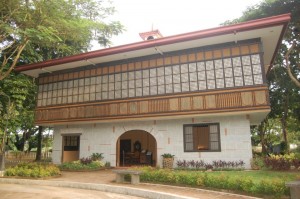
top-left (224, 0), bottom-right (300, 153)
top-left (0, 0), bottom-right (123, 170)
top-left (0, 0), bottom-right (124, 80)
top-left (222, 0), bottom-right (300, 87)
top-left (0, 71), bottom-right (36, 170)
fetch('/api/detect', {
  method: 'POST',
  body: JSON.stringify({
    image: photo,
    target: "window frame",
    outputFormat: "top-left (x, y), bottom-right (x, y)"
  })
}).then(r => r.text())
top-left (183, 123), bottom-right (221, 152)
top-left (63, 135), bottom-right (80, 151)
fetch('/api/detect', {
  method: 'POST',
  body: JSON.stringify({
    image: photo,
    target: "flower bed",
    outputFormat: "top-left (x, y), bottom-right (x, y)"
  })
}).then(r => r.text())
top-left (176, 159), bottom-right (245, 170)
top-left (58, 160), bottom-right (105, 171)
top-left (251, 153), bottom-right (300, 170)
top-left (58, 154), bottom-right (106, 171)
top-left (4, 162), bottom-right (61, 178)
top-left (135, 167), bottom-right (300, 198)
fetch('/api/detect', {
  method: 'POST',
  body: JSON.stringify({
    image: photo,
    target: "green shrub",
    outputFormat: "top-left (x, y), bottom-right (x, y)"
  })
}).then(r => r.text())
top-left (4, 162), bottom-right (60, 178)
top-left (137, 168), bottom-right (294, 198)
top-left (105, 161), bottom-right (111, 167)
top-left (91, 153), bottom-right (104, 161)
top-left (250, 156), bottom-right (266, 170)
top-left (80, 157), bottom-right (93, 165)
top-left (257, 179), bottom-right (288, 197)
top-left (58, 160), bottom-right (104, 170)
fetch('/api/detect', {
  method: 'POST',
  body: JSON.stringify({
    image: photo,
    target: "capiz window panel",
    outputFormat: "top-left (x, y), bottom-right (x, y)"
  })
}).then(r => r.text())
top-left (37, 48), bottom-right (264, 107)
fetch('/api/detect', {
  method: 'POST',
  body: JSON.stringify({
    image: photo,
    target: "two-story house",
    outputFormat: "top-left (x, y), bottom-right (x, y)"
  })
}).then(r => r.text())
top-left (16, 14), bottom-right (290, 168)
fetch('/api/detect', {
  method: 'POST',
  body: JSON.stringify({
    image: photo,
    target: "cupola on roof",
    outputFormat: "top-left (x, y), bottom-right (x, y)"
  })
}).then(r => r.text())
top-left (139, 29), bottom-right (163, 40)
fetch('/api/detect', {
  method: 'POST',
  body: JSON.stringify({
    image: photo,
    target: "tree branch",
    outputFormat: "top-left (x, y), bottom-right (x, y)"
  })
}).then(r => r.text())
top-left (0, 39), bottom-right (29, 81)
top-left (285, 42), bottom-right (300, 88)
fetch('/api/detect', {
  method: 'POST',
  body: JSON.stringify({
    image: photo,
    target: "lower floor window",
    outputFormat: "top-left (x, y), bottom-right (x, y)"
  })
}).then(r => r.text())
top-left (63, 136), bottom-right (80, 151)
top-left (183, 123), bottom-right (220, 152)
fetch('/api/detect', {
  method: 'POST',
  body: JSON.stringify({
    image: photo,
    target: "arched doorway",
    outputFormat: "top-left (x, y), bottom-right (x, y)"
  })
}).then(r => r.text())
top-left (116, 130), bottom-right (157, 167)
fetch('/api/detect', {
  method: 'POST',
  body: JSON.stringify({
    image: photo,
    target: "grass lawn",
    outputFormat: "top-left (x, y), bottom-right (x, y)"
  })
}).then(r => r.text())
top-left (205, 170), bottom-right (300, 183)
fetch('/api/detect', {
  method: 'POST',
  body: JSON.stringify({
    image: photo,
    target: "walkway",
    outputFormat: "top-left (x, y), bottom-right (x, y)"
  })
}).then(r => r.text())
top-left (0, 183), bottom-right (144, 199)
top-left (0, 169), bottom-right (261, 199)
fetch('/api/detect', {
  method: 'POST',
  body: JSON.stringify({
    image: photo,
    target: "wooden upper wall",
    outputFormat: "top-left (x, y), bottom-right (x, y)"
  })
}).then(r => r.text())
top-left (38, 41), bottom-right (261, 84)
top-left (35, 40), bottom-right (269, 125)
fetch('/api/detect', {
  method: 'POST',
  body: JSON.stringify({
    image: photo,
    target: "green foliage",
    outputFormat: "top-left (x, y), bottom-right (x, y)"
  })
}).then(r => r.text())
top-left (1, 0), bottom-right (124, 80)
top-left (1, 0), bottom-right (124, 156)
top-left (136, 167), bottom-right (299, 198)
top-left (91, 153), bottom-right (104, 161)
top-left (59, 154), bottom-right (105, 170)
top-left (161, 153), bottom-right (174, 158)
top-left (80, 157), bottom-right (93, 165)
top-left (251, 153), bottom-right (300, 170)
top-left (227, 0), bottom-right (300, 152)
top-left (251, 156), bottom-right (267, 170)
top-left (176, 159), bottom-right (245, 170)
top-left (58, 160), bottom-right (105, 171)
top-left (4, 162), bottom-right (60, 178)
top-left (264, 153), bottom-right (300, 170)
top-left (104, 161), bottom-right (111, 167)
top-left (0, 72), bottom-right (37, 152)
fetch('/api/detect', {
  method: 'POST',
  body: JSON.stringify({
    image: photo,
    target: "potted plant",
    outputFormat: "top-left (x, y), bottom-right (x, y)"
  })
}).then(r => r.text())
top-left (161, 153), bottom-right (175, 169)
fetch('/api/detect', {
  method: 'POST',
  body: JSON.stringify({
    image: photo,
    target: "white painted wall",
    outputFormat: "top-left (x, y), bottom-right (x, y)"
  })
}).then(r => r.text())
top-left (52, 114), bottom-right (253, 169)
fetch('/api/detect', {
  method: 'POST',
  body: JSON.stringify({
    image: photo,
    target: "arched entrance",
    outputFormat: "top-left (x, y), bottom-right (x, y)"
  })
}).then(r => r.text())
top-left (116, 130), bottom-right (157, 167)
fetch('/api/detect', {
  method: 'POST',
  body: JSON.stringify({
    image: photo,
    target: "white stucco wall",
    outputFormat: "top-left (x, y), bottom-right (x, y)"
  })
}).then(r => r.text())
top-left (52, 114), bottom-right (253, 168)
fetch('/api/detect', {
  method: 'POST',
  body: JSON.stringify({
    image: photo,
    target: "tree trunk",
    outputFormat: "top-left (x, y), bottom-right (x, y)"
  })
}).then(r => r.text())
top-left (0, 153), bottom-right (5, 171)
top-left (22, 131), bottom-right (26, 152)
top-left (0, 126), bottom-right (7, 171)
top-left (285, 42), bottom-right (300, 88)
top-left (258, 122), bottom-right (267, 154)
top-left (35, 126), bottom-right (43, 161)
top-left (281, 91), bottom-right (289, 153)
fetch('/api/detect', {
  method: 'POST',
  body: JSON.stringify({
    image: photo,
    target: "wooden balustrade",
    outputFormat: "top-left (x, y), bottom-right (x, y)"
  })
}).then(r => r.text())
top-left (35, 86), bottom-right (269, 124)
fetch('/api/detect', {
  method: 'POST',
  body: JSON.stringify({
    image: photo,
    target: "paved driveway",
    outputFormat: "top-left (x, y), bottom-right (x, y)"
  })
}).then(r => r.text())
top-left (0, 183), bottom-right (144, 199)
top-left (0, 170), bottom-right (261, 199)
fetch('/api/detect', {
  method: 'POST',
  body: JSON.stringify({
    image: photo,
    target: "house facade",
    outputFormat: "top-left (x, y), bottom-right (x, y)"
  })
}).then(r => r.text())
top-left (16, 14), bottom-right (290, 168)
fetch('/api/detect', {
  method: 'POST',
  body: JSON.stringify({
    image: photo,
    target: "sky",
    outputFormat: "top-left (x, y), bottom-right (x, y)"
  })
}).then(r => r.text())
top-left (93, 0), bottom-right (263, 49)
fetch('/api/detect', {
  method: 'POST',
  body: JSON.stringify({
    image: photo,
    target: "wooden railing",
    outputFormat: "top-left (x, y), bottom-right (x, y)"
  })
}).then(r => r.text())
top-left (35, 86), bottom-right (270, 124)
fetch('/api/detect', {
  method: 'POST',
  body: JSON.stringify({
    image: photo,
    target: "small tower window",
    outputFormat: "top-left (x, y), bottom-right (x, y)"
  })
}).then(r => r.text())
top-left (147, 36), bottom-right (154, 40)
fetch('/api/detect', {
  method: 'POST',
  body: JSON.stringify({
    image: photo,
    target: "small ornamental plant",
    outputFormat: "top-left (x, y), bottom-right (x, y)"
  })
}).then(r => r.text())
top-left (176, 159), bottom-right (245, 171)
top-left (161, 153), bottom-right (175, 169)
top-left (91, 153), bottom-right (104, 161)
top-left (161, 153), bottom-right (174, 158)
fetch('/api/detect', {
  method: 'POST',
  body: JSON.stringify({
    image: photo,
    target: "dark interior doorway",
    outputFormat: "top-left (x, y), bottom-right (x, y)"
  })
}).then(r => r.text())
top-left (120, 139), bottom-right (131, 165)
top-left (116, 130), bottom-right (157, 167)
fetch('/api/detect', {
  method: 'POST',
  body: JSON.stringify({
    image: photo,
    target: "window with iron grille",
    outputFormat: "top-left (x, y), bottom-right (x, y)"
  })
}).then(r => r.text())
top-left (63, 136), bottom-right (80, 151)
